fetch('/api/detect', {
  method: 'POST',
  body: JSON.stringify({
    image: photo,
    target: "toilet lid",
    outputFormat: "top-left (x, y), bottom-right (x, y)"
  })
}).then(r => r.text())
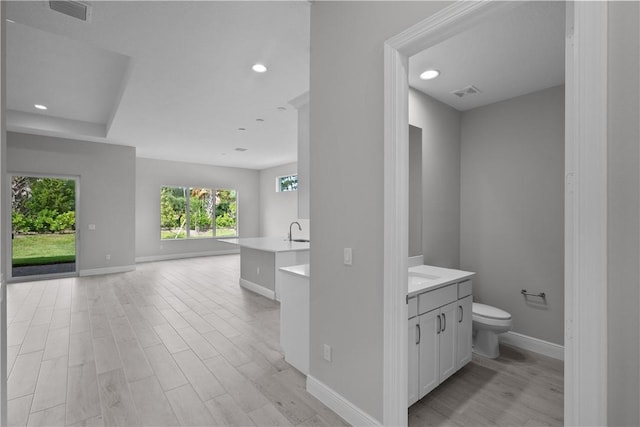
top-left (473, 303), bottom-right (511, 320)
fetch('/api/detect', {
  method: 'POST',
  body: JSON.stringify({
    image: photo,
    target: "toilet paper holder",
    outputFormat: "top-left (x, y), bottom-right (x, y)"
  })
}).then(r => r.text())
top-left (521, 289), bottom-right (546, 298)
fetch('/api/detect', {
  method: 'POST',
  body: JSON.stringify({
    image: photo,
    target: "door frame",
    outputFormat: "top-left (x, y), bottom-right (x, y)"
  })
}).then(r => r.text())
top-left (7, 173), bottom-right (80, 282)
top-left (383, 1), bottom-right (607, 426)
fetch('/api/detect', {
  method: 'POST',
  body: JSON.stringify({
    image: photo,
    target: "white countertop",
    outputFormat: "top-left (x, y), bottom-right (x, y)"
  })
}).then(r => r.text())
top-left (408, 265), bottom-right (475, 298)
top-left (220, 237), bottom-right (310, 253)
top-left (279, 264), bottom-right (310, 278)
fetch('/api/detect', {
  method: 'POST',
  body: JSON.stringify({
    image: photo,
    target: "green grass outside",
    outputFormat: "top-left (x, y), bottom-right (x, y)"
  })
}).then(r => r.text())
top-left (161, 228), bottom-right (236, 240)
top-left (12, 233), bottom-right (76, 267)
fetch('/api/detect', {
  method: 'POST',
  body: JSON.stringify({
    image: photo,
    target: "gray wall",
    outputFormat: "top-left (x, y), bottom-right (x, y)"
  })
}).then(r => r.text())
top-left (460, 86), bottom-right (565, 345)
top-left (408, 125), bottom-right (422, 257)
top-left (310, 1), bottom-right (449, 421)
top-left (7, 132), bottom-right (136, 273)
top-left (259, 162), bottom-right (309, 239)
top-left (607, 2), bottom-right (640, 425)
top-left (409, 88), bottom-right (461, 268)
top-left (135, 157), bottom-right (259, 261)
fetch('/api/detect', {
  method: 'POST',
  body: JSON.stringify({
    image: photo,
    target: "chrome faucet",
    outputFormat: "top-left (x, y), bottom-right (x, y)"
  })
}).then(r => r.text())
top-left (288, 221), bottom-right (302, 242)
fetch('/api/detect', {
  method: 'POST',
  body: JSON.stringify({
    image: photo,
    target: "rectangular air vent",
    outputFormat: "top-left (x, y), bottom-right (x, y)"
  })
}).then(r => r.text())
top-left (49, 1), bottom-right (91, 22)
top-left (451, 85), bottom-right (482, 98)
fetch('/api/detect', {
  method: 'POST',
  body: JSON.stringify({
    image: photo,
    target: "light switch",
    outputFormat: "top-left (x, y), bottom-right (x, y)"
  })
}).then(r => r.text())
top-left (344, 248), bottom-right (352, 266)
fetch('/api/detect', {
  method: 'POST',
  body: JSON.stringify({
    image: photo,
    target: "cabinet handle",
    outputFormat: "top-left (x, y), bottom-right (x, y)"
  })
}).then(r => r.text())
top-left (442, 313), bottom-right (446, 332)
top-left (416, 324), bottom-right (421, 345)
top-left (436, 315), bottom-right (441, 334)
top-left (459, 305), bottom-right (463, 323)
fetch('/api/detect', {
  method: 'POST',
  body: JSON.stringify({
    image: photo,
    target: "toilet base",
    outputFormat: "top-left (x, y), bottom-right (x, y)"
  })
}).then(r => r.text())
top-left (473, 328), bottom-right (501, 359)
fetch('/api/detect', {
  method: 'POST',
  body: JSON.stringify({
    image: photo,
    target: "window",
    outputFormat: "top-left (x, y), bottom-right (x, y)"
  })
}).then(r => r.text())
top-left (277, 174), bottom-right (298, 192)
top-left (160, 186), bottom-right (237, 239)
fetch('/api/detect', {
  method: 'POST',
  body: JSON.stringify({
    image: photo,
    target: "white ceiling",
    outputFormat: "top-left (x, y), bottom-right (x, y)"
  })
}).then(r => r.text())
top-left (409, 2), bottom-right (565, 111)
top-left (5, 1), bottom-right (310, 170)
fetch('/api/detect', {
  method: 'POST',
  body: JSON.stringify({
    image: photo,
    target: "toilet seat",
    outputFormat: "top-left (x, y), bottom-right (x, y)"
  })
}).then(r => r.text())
top-left (472, 303), bottom-right (511, 320)
top-left (472, 303), bottom-right (512, 329)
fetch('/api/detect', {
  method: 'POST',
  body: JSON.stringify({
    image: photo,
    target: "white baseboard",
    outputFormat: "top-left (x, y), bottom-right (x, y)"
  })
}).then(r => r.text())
top-left (239, 278), bottom-right (275, 300)
top-left (79, 265), bottom-right (136, 277)
top-left (135, 249), bottom-right (239, 263)
top-left (408, 255), bottom-right (424, 267)
top-left (500, 331), bottom-right (564, 361)
top-left (306, 375), bottom-right (381, 427)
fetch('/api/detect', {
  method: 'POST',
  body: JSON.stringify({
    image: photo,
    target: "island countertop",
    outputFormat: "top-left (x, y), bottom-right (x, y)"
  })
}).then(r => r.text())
top-left (220, 237), bottom-right (310, 253)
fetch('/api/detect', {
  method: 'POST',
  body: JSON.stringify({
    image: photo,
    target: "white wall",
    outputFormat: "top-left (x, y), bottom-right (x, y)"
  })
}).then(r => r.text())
top-left (1, 5), bottom-right (8, 423)
top-left (259, 162), bottom-right (309, 239)
top-left (607, 2), bottom-right (640, 425)
top-left (7, 132), bottom-right (136, 274)
top-left (135, 157), bottom-right (259, 261)
top-left (409, 88), bottom-right (461, 268)
top-left (310, 2), bottom-right (449, 422)
top-left (460, 86), bottom-right (565, 345)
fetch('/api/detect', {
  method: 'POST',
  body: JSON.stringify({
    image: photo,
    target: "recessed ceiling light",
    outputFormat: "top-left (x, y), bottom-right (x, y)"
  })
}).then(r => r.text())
top-left (34, 104), bottom-right (48, 110)
top-left (234, 147), bottom-right (248, 152)
top-left (256, 118), bottom-right (264, 122)
top-left (6, 19), bottom-right (15, 23)
top-left (238, 127), bottom-right (246, 131)
top-left (419, 69), bottom-right (440, 80)
top-left (252, 64), bottom-right (267, 73)
top-left (277, 106), bottom-right (287, 111)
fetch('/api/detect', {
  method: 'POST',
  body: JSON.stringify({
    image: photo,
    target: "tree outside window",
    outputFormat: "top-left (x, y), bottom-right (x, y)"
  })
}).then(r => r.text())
top-left (277, 174), bottom-right (298, 192)
top-left (160, 186), bottom-right (237, 239)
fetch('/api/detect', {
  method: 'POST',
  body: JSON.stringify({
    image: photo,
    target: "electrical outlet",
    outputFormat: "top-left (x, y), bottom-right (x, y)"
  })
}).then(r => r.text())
top-left (343, 248), bottom-right (352, 266)
top-left (323, 344), bottom-right (332, 362)
top-left (105, 254), bottom-right (111, 261)
top-left (257, 266), bottom-right (260, 275)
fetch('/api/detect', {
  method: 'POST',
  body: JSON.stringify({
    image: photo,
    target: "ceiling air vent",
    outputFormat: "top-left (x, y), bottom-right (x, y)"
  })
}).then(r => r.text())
top-left (451, 85), bottom-right (482, 98)
top-left (49, 1), bottom-right (92, 22)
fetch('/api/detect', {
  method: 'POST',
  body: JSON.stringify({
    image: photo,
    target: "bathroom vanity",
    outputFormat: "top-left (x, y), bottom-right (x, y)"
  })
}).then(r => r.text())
top-left (407, 265), bottom-right (475, 407)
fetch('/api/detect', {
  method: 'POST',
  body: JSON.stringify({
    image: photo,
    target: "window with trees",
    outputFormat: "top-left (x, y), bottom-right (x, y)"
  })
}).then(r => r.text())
top-left (277, 174), bottom-right (298, 192)
top-left (160, 187), bottom-right (237, 240)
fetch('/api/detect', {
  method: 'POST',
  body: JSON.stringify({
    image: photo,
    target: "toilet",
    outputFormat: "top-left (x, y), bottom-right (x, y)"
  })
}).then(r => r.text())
top-left (472, 302), bottom-right (512, 358)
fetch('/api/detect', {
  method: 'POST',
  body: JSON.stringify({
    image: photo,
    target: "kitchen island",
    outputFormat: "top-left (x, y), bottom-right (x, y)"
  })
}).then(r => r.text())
top-left (220, 237), bottom-right (310, 300)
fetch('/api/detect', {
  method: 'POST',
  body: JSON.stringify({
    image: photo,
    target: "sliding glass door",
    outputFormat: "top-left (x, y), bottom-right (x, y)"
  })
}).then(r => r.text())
top-left (10, 175), bottom-right (78, 279)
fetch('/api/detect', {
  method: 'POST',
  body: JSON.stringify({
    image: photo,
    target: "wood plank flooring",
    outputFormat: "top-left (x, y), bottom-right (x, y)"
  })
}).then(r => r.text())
top-left (7, 254), bottom-right (563, 426)
top-left (7, 255), bottom-right (348, 427)
top-left (409, 344), bottom-right (564, 426)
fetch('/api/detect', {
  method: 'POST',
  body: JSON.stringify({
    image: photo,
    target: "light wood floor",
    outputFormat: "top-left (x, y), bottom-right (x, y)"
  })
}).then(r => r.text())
top-left (7, 255), bottom-right (348, 427)
top-left (7, 254), bottom-right (564, 427)
top-left (409, 344), bottom-right (564, 426)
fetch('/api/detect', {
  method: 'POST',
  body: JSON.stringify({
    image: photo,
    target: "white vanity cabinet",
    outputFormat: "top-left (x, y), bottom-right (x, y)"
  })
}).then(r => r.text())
top-left (408, 313), bottom-right (420, 406)
top-left (407, 267), bottom-right (474, 407)
top-left (456, 293), bottom-right (473, 369)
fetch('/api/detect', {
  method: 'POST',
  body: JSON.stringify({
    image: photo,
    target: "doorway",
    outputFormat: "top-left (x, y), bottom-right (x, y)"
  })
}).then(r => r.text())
top-left (383, 1), bottom-right (608, 426)
top-left (10, 175), bottom-right (78, 280)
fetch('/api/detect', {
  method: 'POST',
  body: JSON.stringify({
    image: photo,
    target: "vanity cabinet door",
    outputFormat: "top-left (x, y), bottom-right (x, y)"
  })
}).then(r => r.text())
top-left (438, 301), bottom-right (458, 382)
top-left (456, 295), bottom-right (473, 369)
top-left (408, 316), bottom-right (420, 406)
top-left (418, 309), bottom-right (439, 398)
